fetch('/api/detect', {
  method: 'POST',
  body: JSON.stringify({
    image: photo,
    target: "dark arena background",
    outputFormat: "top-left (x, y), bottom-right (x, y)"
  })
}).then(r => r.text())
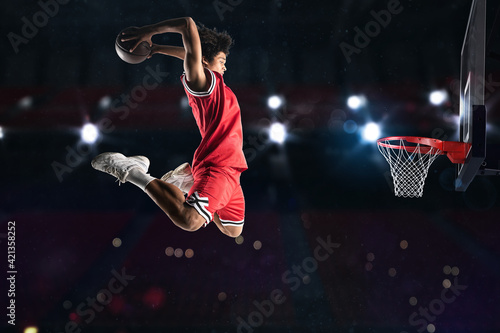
top-left (1, 1), bottom-right (500, 333)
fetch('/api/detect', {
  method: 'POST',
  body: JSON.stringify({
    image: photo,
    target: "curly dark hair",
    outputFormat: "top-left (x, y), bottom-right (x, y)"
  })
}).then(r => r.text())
top-left (197, 23), bottom-right (233, 62)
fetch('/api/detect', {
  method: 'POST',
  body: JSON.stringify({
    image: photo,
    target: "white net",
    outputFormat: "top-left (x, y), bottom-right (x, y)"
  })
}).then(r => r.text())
top-left (378, 138), bottom-right (442, 198)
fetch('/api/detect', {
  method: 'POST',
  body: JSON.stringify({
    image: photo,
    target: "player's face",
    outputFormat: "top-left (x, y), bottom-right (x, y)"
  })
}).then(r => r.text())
top-left (206, 52), bottom-right (227, 75)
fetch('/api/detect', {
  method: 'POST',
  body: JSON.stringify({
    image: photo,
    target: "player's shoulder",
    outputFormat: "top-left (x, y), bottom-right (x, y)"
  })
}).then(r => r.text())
top-left (182, 68), bottom-right (218, 97)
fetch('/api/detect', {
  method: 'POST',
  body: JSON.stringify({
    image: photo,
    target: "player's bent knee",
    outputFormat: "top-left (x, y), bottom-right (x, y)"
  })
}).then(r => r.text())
top-left (224, 226), bottom-right (243, 238)
top-left (180, 205), bottom-right (206, 232)
top-left (186, 221), bottom-right (204, 232)
top-left (183, 215), bottom-right (205, 232)
top-left (174, 216), bottom-right (204, 232)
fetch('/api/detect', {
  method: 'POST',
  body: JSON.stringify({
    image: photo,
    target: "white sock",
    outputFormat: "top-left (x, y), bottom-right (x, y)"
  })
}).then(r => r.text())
top-left (126, 168), bottom-right (156, 191)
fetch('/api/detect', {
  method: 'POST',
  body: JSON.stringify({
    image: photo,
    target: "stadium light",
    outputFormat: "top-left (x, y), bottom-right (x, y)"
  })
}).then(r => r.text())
top-left (347, 95), bottom-right (367, 110)
top-left (269, 122), bottom-right (287, 144)
top-left (361, 122), bottom-right (381, 142)
top-left (267, 95), bottom-right (284, 110)
top-left (81, 123), bottom-right (99, 144)
top-left (429, 90), bottom-right (448, 106)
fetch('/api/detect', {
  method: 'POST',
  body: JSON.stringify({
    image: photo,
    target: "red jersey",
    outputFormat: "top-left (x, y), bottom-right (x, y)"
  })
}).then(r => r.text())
top-left (181, 69), bottom-right (248, 174)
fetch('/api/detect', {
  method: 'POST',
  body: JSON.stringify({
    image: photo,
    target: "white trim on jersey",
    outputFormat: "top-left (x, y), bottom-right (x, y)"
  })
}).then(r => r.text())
top-left (182, 69), bottom-right (216, 97)
top-left (186, 191), bottom-right (212, 225)
top-left (220, 218), bottom-right (244, 226)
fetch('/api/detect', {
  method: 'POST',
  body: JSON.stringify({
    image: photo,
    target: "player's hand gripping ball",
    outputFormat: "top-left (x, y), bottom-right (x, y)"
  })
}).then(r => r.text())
top-left (115, 27), bottom-right (151, 64)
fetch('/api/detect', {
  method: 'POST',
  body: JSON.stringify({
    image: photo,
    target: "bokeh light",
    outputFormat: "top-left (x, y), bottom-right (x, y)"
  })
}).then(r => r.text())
top-left (267, 95), bottom-right (284, 109)
top-left (112, 238), bottom-right (122, 247)
top-left (98, 95), bottom-right (112, 109)
top-left (81, 123), bottom-right (99, 144)
top-left (165, 247), bottom-right (174, 256)
top-left (63, 300), bottom-right (72, 310)
top-left (142, 287), bottom-right (166, 309)
top-left (361, 122), bottom-right (381, 142)
top-left (185, 248), bottom-right (194, 258)
top-left (174, 248), bottom-right (184, 258)
top-left (218, 292), bottom-right (227, 301)
top-left (269, 122), bottom-right (287, 144)
top-left (18, 95), bottom-right (33, 109)
top-left (24, 327), bottom-right (38, 333)
top-left (347, 95), bottom-right (367, 110)
top-left (429, 90), bottom-right (448, 105)
top-left (235, 235), bottom-right (244, 245)
top-left (343, 120), bottom-right (358, 134)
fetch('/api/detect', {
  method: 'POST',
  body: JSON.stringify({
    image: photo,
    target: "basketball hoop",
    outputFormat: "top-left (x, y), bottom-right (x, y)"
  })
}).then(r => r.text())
top-left (377, 136), bottom-right (470, 197)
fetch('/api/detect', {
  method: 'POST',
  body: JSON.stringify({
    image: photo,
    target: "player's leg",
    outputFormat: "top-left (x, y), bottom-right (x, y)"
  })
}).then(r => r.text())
top-left (212, 213), bottom-right (243, 238)
top-left (212, 183), bottom-right (245, 238)
top-left (91, 152), bottom-right (205, 231)
top-left (182, 166), bottom-right (245, 236)
top-left (145, 179), bottom-right (205, 231)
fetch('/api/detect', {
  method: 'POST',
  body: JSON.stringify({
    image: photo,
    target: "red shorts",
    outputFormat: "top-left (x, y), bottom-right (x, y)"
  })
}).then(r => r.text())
top-left (186, 166), bottom-right (245, 227)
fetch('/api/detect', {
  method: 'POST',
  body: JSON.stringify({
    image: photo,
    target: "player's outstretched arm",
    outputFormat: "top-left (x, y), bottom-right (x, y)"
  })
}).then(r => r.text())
top-left (148, 45), bottom-right (185, 60)
top-left (121, 17), bottom-right (207, 92)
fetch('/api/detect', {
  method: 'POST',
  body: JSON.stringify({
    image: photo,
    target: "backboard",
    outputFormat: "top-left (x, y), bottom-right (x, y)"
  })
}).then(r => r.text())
top-left (457, 0), bottom-right (487, 191)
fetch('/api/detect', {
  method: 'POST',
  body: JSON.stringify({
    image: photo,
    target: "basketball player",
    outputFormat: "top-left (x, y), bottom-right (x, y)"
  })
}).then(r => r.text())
top-left (92, 17), bottom-right (247, 238)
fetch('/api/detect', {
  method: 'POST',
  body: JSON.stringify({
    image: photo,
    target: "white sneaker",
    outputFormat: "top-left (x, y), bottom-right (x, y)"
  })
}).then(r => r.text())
top-left (161, 162), bottom-right (194, 194)
top-left (91, 152), bottom-right (150, 184)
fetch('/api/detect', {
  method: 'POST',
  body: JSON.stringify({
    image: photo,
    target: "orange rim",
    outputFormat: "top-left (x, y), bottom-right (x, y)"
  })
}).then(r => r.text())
top-left (377, 136), bottom-right (471, 164)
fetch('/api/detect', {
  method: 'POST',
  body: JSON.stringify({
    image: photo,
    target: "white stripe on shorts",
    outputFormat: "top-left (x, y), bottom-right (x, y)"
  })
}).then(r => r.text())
top-left (220, 218), bottom-right (244, 226)
top-left (186, 191), bottom-right (212, 225)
